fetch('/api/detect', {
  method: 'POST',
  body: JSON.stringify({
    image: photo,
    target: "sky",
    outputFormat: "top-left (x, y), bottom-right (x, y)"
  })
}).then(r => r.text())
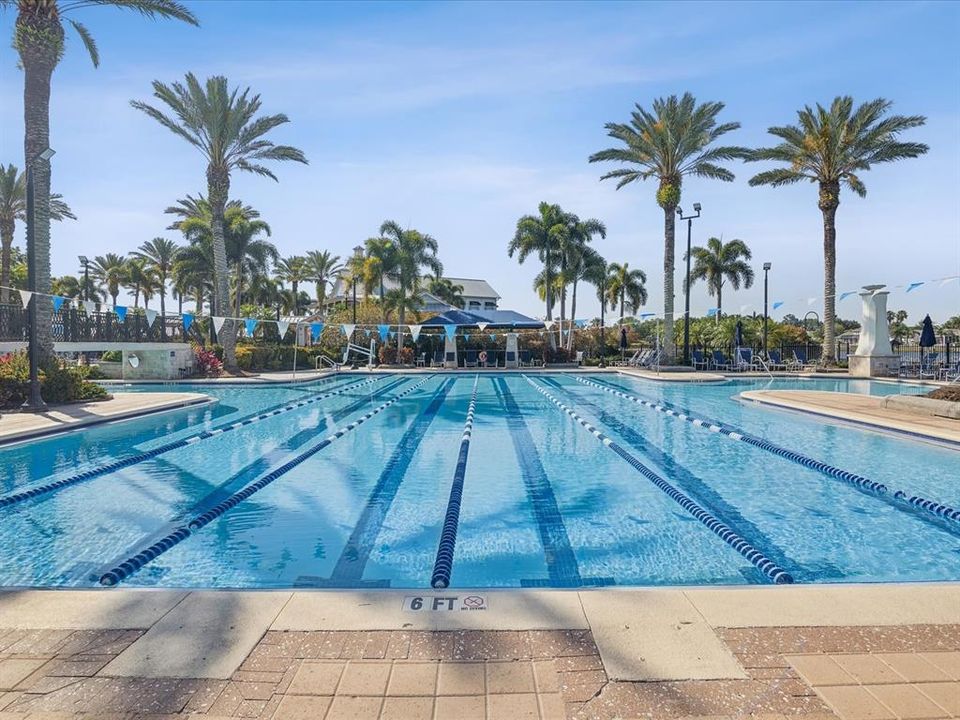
top-left (1, 0), bottom-right (958, 323)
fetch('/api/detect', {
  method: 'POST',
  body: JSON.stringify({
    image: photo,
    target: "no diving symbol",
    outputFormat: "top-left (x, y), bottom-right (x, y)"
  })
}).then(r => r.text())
top-left (462, 595), bottom-right (485, 609)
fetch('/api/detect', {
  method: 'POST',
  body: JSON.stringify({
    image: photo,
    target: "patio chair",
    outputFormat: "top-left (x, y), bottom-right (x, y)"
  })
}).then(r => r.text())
top-left (790, 349), bottom-right (815, 371)
top-left (691, 349), bottom-right (709, 370)
top-left (711, 350), bottom-right (731, 371)
top-left (519, 350), bottom-right (532, 367)
top-left (939, 360), bottom-right (960, 382)
top-left (734, 347), bottom-right (757, 372)
top-left (575, 351), bottom-right (584, 366)
top-left (416, 352), bottom-right (426, 368)
top-left (485, 350), bottom-right (498, 368)
top-left (766, 350), bottom-right (787, 370)
top-left (627, 349), bottom-right (650, 367)
top-left (431, 350), bottom-right (444, 367)
top-left (919, 352), bottom-right (940, 379)
top-left (465, 350), bottom-right (478, 368)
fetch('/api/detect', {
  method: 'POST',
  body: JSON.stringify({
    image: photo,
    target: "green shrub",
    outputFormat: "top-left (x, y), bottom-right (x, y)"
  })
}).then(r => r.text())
top-left (100, 350), bottom-right (122, 362)
top-left (0, 351), bottom-right (110, 408)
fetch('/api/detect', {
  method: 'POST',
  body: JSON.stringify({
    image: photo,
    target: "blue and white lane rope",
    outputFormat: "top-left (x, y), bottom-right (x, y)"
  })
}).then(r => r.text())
top-left (576, 376), bottom-right (960, 525)
top-left (99, 375), bottom-right (434, 587)
top-left (0, 375), bottom-right (381, 510)
top-left (431, 376), bottom-right (480, 589)
top-left (524, 376), bottom-right (794, 584)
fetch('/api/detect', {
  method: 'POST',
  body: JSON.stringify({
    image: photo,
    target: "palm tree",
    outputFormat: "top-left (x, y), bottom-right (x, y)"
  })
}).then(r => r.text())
top-left (304, 250), bottom-right (343, 314)
top-left (589, 93), bottom-right (746, 358)
top-left (380, 221), bottom-right (442, 350)
top-left (51, 274), bottom-right (79, 300)
top-left (364, 236), bottom-right (397, 323)
top-left (274, 256), bottom-right (308, 315)
top-left (133, 237), bottom-right (179, 333)
top-left (91, 253), bottom-right (127, 308)
top-left (4, 0), bottom-right (196, 358)
top-left (508, 202), bottom-right (568, 343)
top-left (561, 217), bottom-right (606, 350)
top-left (124, 257), bottom-right (156, 309)
top-left (747, 96), bottom-right (928, 364)
top-left (132, 73), bottom-right (307, 369)
top-left (0, 163), bottom-right (75, 303)
top-left (583, 254), bottom-right (611, 355)
top-left (606, 262), bottom-right (648, 324)
top-left (686, 237), bottom-right (754, 321)
top-left (428, 276), bottom-right (464, 309)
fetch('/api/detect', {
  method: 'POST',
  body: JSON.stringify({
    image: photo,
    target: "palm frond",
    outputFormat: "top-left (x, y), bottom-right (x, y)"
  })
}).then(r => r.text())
top-left (747, 168), bottom-right (809, 187)
top-left (61, 0), bottom-right (199, 26)
top-left (68, 19), bottom-right (100, 67)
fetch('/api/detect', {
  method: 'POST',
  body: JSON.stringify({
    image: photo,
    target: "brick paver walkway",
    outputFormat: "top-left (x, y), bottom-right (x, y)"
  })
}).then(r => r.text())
top-left (1, 625), bottom-right (958, 718)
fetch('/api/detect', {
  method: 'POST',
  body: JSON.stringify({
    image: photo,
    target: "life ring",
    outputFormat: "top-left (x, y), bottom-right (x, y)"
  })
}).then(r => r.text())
top-left (478, 351), bottom-right (488, 364)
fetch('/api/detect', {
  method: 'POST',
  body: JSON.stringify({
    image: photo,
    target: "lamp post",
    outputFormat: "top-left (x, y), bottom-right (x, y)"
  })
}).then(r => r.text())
top-left (351, 245), bottom-right (363, 325)
top-left (78, 255), bottom-right (91, 301)
top-left (677, 202), bottom-right (701, 365)
top-left (598, 268), bottom-right (607, 368)
top-left (22, 147), bottom-right (56, 412)
top-left (762, 262), bottom-right (771, 357)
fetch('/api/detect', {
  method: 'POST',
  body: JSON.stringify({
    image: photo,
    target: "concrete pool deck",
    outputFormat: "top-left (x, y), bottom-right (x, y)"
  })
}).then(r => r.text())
top-left (0, 392), bottom-right (214, 446)
top-left (741, 390), bottom-right (960, 445)
top-left (0, 584), bottom-right (957, 718)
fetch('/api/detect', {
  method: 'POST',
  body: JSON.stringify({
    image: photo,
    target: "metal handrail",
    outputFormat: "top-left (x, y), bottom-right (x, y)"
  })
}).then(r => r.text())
top-left (315, 354), bottom-right (340, 371)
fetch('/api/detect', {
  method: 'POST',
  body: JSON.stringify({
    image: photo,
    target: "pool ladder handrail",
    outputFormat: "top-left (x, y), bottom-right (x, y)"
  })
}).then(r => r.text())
top-left (315, 354), bottom-right (340, 371)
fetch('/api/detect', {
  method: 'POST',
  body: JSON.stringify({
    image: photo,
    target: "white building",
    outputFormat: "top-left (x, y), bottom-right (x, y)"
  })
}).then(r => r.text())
top-left (326, 276), bottom-right (500, 314)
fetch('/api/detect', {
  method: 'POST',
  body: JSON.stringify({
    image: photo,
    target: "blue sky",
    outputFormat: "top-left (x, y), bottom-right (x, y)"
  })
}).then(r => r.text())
top-left (1, 0), bottom-right (958, 322)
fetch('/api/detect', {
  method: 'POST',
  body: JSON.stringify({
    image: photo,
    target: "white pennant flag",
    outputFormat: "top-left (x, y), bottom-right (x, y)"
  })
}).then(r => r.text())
top-left (342, 324), bottom-right (356, 338)
top-left (18, 290), bottom-right (33, 308)
top-left (544, 320), bottom-right (555, 329)
top-left (276, 321), bottom-right (290, 337)
top-left (213, 316), bottom-right (227, 333)
top-left (145, 309), bottom-right (158, 327)
top-left (408, 324), bottom-right (422, 342)
top-left (477, 322), bottom-right (489, 332)
top-left (83, 300), bottom-right (96, 315)
top-left (807, 297), bottom-right (817, 306)
top-left (941, 276), bottom-right (959, 287)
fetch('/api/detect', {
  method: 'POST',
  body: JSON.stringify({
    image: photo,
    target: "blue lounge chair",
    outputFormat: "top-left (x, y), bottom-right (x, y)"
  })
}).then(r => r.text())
top-left (465, 350), bottom-right (478, 368)
top-left (790, 349), bottom-right (815, 370)
top-left (767, 350), bottom-right (787, 370)
top-left (734, 347), bottom-right (756, 372)
top-left (919, 352), bottom-right (940, 379)
top-left (711, 350), bottom-right (730, 370)
top-left (485, 350), bottom-right (498, 368)
top-left (691, 349), bottom-right (709, 370)
top-left (519, 350), bottom-right (532, 367)
top-left (432, 349), bottom-right (444, 367)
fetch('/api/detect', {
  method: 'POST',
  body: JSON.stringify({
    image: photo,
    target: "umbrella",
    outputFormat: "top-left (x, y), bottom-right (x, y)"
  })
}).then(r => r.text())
top-left (919, 314), bottom-right (936, 366)
top-left (619, 326), bottom-right (628, 362)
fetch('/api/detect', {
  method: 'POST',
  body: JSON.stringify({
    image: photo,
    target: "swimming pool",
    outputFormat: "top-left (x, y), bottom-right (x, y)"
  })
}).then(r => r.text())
top-left (0, 372), bottom-right (956, 589)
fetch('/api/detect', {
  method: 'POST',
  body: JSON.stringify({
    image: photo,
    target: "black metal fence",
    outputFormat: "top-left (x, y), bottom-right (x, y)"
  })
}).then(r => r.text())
top-left (1, 303), bottom-right (186, 344)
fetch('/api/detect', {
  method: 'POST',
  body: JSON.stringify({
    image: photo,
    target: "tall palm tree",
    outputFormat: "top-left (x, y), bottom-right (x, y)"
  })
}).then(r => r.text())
top-left (508, 202), bottom-right (569, 343)
top-left (133, 237), bottom-right (179, 333)
top-left (132, 73), bottom-right (307, 369)
top-left (561, 216), bottom-right (606, 350)
top-left (686, 237), bottom-right (754, 321)
top-left (606, 262), bottom-right (648, 324)
top-left (124, 257), bottom-right (156, 309)
top-left (91, 253), bottom-right (127, 308)
top-left (0, 163), bottom-right (75, 303)
top-left (5, 0), bottom-right (196, 358)
top-left (564, 244), bottom-right (604, 351)
top-left (589, 93), bottom-right (746, 358)
top-left (364, 236), bottom-right (397, 323)
top-left (380, 221), bottom-right (442, 350)
top-left (304, 250), bottom-right (342, 314)
top-left (274, 256), bottom-right (308, 315)
top-left (747, 96), bottom-right (928, 364)
top-left (583, 254), bottom-right (611, 355)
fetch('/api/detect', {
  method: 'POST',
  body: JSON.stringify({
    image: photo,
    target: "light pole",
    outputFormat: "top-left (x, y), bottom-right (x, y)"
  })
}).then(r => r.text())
top-left (598, 268), bottom-right (607, 368)
top-left (78, 255), bottom-right (91, 301)
top-left (762, 262), bottom-right (771, 357)
top-left (677, 202), bottom-right (701, 365)
top-left (351, 245), bottom-right (363, 325)
top-left (22, 147), bottom-right (56, 412)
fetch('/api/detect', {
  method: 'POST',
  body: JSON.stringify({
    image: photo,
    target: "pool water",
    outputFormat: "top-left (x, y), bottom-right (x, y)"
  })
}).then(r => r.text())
top-left (0, 373), bottom-right (956, 589)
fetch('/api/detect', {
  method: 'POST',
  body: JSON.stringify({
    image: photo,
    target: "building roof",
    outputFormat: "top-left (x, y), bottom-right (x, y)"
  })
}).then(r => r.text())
top-left (445, 278), bottom-right (500, 300)
top-left (421, 308), bottom-right (543, 329)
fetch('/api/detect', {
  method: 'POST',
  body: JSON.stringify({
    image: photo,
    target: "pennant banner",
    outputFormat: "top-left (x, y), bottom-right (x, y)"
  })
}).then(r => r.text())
top-left (408, 324), bottom-right (422, 342)
top-left (378, 324), bottom-right (390, 342)
top-left (311, 322), bottom-right (323, 341)
top-left (463, 333), bottom-right (470, 342)
top-left (182, 313), bottom-right (194, 332)
top-left (772, 301), bottom-right (784, 310)
top-left (839, 291), bottom-right (856, 302)
top-left (477, 322), bottom-right (489, 332)
top-left (18, 290), bottom-right (32, 308)
top-left (115, 305), bottom-right (128, 322)
top-left (706, 308), bottom-right (719, 318)
top-left (342, 324), bottom-right (355, 338)
top-left (145, 309), bottom-right (158, 327)
top-left (276, 321), bottom-right (290, 337)
top-left (52, 296), bottom-right (65, 313)
top-left (245, 318), bottom-right (259, 336)
top-left (544, 320), bottom-right (555, 329)
top-left (489, 334), bottom-right (496, 342)
top-left (640, 313), bottom-right (656, 319)
top-left (213, 316), bottom-right (227, 333)
top-left (906, 282), bottom-right (924, 293)
top-left (575, 319), bottom-right (587, 328)
top-left (444, 324), bottom-right (458, 341)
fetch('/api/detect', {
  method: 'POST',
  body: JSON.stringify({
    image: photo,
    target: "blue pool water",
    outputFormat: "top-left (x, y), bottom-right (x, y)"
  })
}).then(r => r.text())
top-left (0, 373), bottom-right (956, 589)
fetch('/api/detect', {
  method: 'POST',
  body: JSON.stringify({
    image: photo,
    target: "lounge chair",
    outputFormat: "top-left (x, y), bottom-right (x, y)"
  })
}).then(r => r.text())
top-left (627, 349), bottom-right (650, 367)
top-left (465, 350), bottom-right (478, 368)
top-left (519, 350), bottom-right (532, 367)
top-left (416, 352), bottom-right (426, 367)
top-left (485, 350), bottom-right (498, 368)
top-left (734, 347), bottom-right (757, 372)
top-left (919, 352), bottom-right (940, 379)
top-left (691, 349), bottom-right (709, 370)
top-left (575, 351), bottom-right (584, 366)
top-left (431, 350), bottom-right (444, 367)
top-left (766, 350), bottom-right (787, 370)
top-left (711, 350), bottom-right (731, 370)
top-left (790, 349), bottom-right (815, 371)
top-left (939, 360), bottom-right (960, 382)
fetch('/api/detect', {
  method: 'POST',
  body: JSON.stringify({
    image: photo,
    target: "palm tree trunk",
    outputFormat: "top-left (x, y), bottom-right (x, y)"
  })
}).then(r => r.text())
top-left (159, 274), bottom-right (167, 342)
top-left (292, 280), bottom-right (299, 315)
top-left (0, 221), bottom-right (13, 304)
top-left (379, 275), bottom-right (385, 324)
top-left (716, 282), bottom-right (722, 324)
top-left (662, 205), bottom-right (676, 361)
top-left (819, 182), bottom-right (840, 365)
top-left (234, 260), bottom-right (243, 319)
top-left (559, 284), bottom-right (567, 348)
top-left (17, 11), bottom-right (61, 365)
top-left (544, 250), bottom-right (556, 350)
top-left (208, 167), bottom-right (235, 369)
top-left (397, 284), bottom-right (405, 354)
top-left (567, 280), bottom-right (578, 352)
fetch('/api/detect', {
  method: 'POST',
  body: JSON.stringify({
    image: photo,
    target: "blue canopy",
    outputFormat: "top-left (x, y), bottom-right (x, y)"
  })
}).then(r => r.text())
top-left (420, 309), bottom-right (545, 329)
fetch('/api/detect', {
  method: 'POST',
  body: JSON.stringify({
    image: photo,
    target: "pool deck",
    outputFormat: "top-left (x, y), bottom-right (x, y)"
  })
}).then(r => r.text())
top-left (0, 584), bottom-right (957, 719)
top-left (0, 392), bottom-right (214, 446)
top-left (741, 390), bottom-right (960, 446)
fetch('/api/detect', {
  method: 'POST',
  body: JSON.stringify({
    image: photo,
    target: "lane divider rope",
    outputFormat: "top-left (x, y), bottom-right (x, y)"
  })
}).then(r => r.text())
top-left (524, 375), bottom-right (794, 584)
top-left (0, 375), bottom-right (381, 510)
top-left (578, 376), bottom-right (960, 525)
top-left (98, 375), bottom-right (434, 587)
top-left (431, 375), bottom-right (480, 589)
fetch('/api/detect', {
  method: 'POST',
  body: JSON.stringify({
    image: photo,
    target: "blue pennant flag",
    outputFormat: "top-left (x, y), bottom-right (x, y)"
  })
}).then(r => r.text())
top-left (706, 308), bottom-right (719, 317)
top-left (464, 333), bottom-right (470, 342)
top-left (378, 324), bottom-right (390, 342)
top-left (52, 296), bottom-right (65, 313)
top-left (906, 282), bottom-right (924, 293)
top-left (182, 313), bottom-right (194, 332)
top-left (640, 313), bottom-right (656, 319)
top-left (772, 301), bottom-right (784, 310)
top-left (244, 318), bottom-right (259, 336)
top-left (388, 331), bottom-right (395, 339)
top-left (839, 291), bottom-right (857, 301)
top-left (311, 322), bottom-right (323, 341)
top-left (444, 324), bottom-right (458, 341)
top-left (489, 333), bottom-right (496, 342)
top-left (575, 319), bottom-right (587, 328)
top-left (115, 305), bottom-right (128, 322)
top-left (365, 329), bottom-right (372, 337)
